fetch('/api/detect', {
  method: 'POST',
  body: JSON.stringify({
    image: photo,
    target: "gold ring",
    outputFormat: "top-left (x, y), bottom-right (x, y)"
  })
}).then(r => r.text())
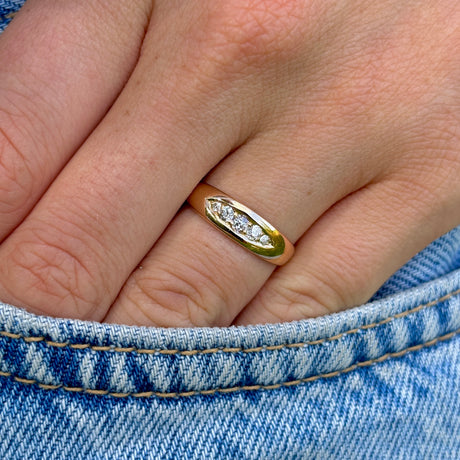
top-left (187, 183), bottom-right (294, 265)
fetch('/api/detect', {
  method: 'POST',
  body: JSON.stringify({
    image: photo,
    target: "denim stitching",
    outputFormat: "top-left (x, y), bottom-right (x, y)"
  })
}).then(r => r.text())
top-left (0, 329), bottom-right (457, 398)
top-left (0, 11), bottom-right (16, 20)
top-left (1, 288), bottom-right (459, 355)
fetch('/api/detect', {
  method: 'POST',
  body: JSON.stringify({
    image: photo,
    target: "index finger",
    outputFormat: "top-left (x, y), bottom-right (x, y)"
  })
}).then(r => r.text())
top-left (0, 0), bottom-right (151, 238)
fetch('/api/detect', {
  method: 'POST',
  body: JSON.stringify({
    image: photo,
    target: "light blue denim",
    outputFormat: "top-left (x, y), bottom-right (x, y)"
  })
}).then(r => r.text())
top-left (0, 230), bottom-right (459, 460)
top-left (1, 2), bottom-right (460, 458)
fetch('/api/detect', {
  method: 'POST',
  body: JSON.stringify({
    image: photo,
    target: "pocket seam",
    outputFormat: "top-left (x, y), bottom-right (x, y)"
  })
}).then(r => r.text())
top-left (0, 328), bottom-right (457, 398)
top-left (1, 288), bottom-right (459, 355)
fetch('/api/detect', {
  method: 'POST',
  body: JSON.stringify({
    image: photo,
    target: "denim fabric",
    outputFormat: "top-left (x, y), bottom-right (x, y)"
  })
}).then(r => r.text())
top-left (1, 4), bottom-right (460, 459)
top-left (0, 0), bottom-right (21, 32)
top-left (0, 236), bottom-right (459, 459)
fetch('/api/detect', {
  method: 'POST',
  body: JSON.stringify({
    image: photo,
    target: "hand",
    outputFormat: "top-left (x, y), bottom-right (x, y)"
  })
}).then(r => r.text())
top-left (0, 0), bottom-right (459, 327)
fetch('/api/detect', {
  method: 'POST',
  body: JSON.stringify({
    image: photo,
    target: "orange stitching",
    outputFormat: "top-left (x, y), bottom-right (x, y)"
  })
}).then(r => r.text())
top-left (0, 329), bottom-right (457, 398)
top-left (1, 12), bottom-right (17, 20)
top-left (1, 288), bottom-right (459, 355)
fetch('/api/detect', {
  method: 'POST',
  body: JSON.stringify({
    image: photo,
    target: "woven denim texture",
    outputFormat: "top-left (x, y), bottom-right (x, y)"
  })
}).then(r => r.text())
top-left (0, 266), bottom-right (459, 459)
top-left (1, 3), bottom-right (460, 458)
top-left (0, 0), bottom-right (21, 32)
top-left (1, 269), bottom-right (460, 398)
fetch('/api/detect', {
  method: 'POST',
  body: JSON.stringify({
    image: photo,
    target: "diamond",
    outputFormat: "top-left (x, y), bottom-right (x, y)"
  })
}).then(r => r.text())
top-left (211, 201), bottom-right (222, 214)
top-left (221, 205), bottom-right (235, 222)
top-left (259, 235), bottom-right (270, 245)
top-left (233, 215), bottom-right (249, 233)
top-left (251, 225), bottom-right (263, 240)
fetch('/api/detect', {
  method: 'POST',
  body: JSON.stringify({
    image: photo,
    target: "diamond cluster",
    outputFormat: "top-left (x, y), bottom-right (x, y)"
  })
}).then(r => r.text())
top-left (210, 201), bottom-right (272, 246)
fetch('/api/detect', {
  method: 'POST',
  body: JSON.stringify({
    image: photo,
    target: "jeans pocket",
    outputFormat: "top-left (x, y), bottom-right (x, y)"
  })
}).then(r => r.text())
top-left (0, 268), bottom-right (459, 459)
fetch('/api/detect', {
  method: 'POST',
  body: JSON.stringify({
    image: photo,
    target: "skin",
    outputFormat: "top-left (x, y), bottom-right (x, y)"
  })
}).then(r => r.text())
top-left (0, 0), bottom-right (458, 327)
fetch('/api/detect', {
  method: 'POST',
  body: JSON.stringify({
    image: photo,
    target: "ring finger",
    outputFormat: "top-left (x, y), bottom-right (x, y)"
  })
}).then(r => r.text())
top-left (105, 124), bottom-right (378, 327)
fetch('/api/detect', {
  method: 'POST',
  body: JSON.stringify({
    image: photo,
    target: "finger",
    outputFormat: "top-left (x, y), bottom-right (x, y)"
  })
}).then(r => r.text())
top-left (0, 1), bottom-right (272, 320)
top-left (105, 124), bottom-right (378, 327)
top-left (106, 0), bottom-right (459, 327)
top-left (0, 0), bottom-right (151, 238)
top-left (235, 170), bottom-right (460, 325)
top-left (104, 207), bottom-right (271, 327)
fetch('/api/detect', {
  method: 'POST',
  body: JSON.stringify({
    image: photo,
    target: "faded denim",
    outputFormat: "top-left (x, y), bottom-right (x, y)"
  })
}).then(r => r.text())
top-left (1, 2), bottom-right (460, 458)
top-left (0, 230), bottom-right (459, 459)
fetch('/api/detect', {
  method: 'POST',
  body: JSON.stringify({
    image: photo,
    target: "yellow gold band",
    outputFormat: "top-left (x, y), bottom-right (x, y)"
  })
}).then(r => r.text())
top-left (187, 183), bottom-right (294, 266)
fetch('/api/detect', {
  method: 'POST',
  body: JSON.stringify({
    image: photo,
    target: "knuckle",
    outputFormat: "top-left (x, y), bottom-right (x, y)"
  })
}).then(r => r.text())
top-left (202, 0), bottom-right (308, 70)
top-left (123, 258), bottom-right (232, 328)
top-left (0, 122), bottom-right (38, 224)
top-left (262, 271), bottom-right (349, 322)
top-left (2, 223), bottom-right (103, 318)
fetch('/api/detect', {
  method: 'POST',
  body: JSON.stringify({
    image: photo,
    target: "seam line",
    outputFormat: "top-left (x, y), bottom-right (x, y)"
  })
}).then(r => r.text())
top-left (1, 12), bottom-right (17, 20)
top-left (0, 288), bottom-right (459, 355)
top-left (0, 329), bottom-right (457, 398)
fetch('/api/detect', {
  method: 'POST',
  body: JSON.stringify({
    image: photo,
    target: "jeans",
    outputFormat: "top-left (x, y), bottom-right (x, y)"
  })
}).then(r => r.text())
top-left (1, 2), bottom-right (460, 458)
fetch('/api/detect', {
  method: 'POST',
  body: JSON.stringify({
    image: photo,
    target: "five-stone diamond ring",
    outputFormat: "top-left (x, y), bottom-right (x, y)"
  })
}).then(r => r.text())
top-left (187, 184), bottom-right (295, 265)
